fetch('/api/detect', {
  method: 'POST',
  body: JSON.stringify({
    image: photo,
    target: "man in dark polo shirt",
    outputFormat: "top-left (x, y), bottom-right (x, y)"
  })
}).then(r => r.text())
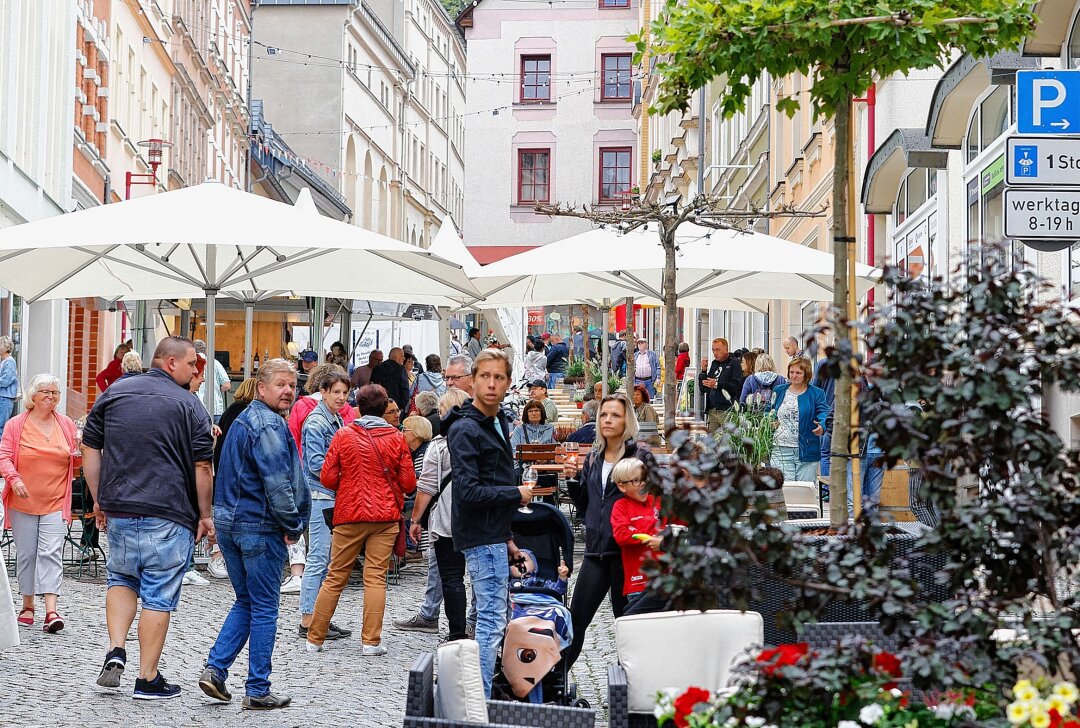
top-left (82, 336), bottom-right (214, 701)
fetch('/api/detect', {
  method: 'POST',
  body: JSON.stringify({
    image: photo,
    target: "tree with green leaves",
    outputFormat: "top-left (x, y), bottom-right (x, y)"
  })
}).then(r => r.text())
top-left (634, 0), bottom-right (1036, 527)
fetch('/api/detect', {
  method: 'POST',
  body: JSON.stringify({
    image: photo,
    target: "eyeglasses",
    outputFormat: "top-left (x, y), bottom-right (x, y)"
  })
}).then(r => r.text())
top-left (37, 390), bottom-right (61, 398)
top-left (617, 478), bottom-right (643, 486)
top-left (444, 374), bottom-right (471, 382)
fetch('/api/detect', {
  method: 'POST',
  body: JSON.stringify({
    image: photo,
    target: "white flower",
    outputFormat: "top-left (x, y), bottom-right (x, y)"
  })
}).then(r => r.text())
top-left (890, 688), bottom-right (903, 698)
top-left (859, 704), bottom-right (885, 725)
top-left (839, 721), bottom-right (862, 728)
top-left (745, 717), bottom-right (766, 727)
top-left (933, 704), bottom-right (956, 720)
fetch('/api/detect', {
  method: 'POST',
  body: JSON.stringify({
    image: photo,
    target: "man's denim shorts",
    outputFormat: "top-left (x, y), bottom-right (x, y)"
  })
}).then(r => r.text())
top-left (105, 516), bottom-right (194, 612)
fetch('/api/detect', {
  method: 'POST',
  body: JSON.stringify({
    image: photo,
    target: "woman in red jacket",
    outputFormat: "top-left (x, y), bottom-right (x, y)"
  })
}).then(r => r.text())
top-left (95, 343), bottom-right (131, 392)
top-left (305, 384), bottom-right (416, 656)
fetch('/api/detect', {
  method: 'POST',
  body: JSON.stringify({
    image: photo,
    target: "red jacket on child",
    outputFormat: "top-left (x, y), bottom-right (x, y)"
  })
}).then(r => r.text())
top-left (610, 494), bottom-right (661, 596)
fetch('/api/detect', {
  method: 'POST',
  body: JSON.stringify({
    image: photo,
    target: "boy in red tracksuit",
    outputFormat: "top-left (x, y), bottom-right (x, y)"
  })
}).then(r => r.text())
top-left (609, 458), bottom-right (662, 609)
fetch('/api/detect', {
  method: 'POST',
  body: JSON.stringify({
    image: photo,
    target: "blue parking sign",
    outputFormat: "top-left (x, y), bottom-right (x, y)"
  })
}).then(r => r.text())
top-left (1013, 145), bottom-right (1038, 177)
top-left (1017, 70), bottom-right (1080, 134)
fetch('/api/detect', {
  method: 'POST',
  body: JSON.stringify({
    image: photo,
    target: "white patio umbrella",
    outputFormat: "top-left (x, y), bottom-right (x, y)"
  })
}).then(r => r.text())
top-left (470, 222), bottom-right (876, 311)
top-left (0, 181), bottom-right (482, 410)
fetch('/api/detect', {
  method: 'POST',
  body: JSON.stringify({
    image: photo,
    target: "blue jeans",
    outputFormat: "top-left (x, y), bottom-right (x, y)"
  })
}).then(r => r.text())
top-left (206, 529), bottom-right (288, 697)
top-left (635, 379), bottom-right (655, 398)
top-left (464, 544), bottom-right (510, 699)
top-left (105, 517), bottom-right (194, 612)
top-left (771, 446), bottom-right (818, 483)
top-left (819, 428), bottom-right (832, 477)
top-left (300, 499), bottom-right (334, 616)
top-left (846, 449), bottom-right (885, 518)
top-left (0, 397), bottom-right (14, 440)
top-left (547, 372), bottom-right (565, 389)
top-left (421, 544), bottom-right (477, 629)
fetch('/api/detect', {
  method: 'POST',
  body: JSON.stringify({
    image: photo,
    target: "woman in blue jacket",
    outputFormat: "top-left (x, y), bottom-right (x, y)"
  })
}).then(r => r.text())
top-left (770, 357), bottom-right (830, 482)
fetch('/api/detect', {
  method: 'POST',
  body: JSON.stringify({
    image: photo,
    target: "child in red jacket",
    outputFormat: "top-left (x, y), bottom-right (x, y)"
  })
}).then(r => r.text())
top-left (609, 458), bottom-right (662, 609)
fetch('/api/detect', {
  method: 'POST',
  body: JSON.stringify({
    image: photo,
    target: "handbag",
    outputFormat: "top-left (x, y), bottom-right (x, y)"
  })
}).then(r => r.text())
top-left (356, 425), bottom-right (408, 559)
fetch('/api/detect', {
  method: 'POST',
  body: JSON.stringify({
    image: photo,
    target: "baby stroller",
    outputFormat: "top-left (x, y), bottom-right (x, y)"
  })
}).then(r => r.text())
top-left (492, 502), bottom-right (589, 708)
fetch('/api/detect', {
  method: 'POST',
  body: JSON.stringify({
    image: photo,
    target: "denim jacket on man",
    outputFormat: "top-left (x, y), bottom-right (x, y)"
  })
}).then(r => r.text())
top-left (214, 399), bottom-right (310, 540)
top-left (301, 400), bottom-right (342, 498)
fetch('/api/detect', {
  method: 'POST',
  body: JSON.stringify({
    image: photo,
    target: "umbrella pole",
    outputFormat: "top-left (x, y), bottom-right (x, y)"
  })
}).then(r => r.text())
top-left (204, 287), bottom-right (218, 415)
top-left (315, 297), bottom-right (325, 363)
top-left (601, 301), bottom-right (610, 397)
top-left (244, 301), bottom-right (254, 379)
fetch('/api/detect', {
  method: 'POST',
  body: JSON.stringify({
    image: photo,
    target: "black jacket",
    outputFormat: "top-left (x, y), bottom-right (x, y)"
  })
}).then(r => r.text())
top-left (700, 357), bottom-right (744, 413)
top-left (546, 342), bottom-right (569, 374)
top-left (82, 367), bottom-right (214, 534)
top-left (446, 401), bottom-right (521, 551)
top-left (569, 440), bottom-right (656, 558)
top-left (370, 359), bottom-right (410, 412)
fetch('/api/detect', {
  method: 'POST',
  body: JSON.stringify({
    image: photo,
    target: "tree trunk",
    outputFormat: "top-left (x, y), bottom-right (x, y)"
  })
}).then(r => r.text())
top-left (583, 305), bottom-right (590, 365)
top-left (624, 296), bottom-right (636, 393)
top-left (829, 95), bottom-right (853, 529)
top-left (662, 223), bottom-right (679, 436)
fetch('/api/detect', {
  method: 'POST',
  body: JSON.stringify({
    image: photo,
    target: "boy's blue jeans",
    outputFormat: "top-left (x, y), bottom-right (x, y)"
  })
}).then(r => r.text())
top-left (464, 543), bottom-right (509, 699)
top-left (206, 529), bottom-right (288, 697)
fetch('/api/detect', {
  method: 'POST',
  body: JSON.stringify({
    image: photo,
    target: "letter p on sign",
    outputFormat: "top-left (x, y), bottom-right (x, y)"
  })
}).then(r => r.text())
top-left (1033, 79), bottom-right (1067, 126)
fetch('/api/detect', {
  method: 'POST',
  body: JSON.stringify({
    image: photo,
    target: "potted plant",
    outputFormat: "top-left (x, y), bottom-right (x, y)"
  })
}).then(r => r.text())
top-left (562, 358), bottom-right (586, 387)
top-left (652, 149), bottom-right (662, 166)
top-left (574, 389), bottom-right (585, 409)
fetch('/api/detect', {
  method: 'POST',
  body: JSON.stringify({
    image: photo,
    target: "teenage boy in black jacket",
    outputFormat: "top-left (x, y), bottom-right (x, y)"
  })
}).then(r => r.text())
top-left (446, 349), bottom-right (534, 698)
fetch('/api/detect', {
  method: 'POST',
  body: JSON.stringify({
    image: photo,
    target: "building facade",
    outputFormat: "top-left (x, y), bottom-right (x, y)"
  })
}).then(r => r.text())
top-left (457, 0), bottom-right (639, 261)
top-left (252, 0), bottom-right (465, 248)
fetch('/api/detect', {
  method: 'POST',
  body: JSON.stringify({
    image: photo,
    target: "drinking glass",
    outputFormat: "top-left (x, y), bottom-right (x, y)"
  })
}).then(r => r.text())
top-left (520, 465), bottom-right (537, 514)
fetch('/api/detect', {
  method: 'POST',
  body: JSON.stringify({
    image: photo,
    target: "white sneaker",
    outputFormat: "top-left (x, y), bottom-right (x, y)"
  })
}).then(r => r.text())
top-left (183, 569), bottom-right (210, 586)
top-left (206, 558), bottom-right (228, 579)
top-left (361, 644), bottom-right (387, 657)
top-left (280, 574), bottom-right (302, 594)
top-left (305, 641), bottom-right (326, 652)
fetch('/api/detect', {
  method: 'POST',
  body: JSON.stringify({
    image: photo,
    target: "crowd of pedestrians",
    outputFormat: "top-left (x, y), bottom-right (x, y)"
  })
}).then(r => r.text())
top-left (0, 323), bottom-right (863, 711)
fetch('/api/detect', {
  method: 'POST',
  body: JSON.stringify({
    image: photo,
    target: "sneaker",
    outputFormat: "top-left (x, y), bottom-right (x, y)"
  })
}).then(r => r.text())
top-left (297, 622), bottom-right (349, 640)
top-left (133, 672), bottom-right (182, 700)
top-left (361, 644), bottom-right (388, 657)
top-left (198, 667), bottom-right (232, 702)
top-left (206, 558), bottom-right (228, 579)
top-left (392, 614), bottom-right (439, 633)
top-left (279, 574), bottom-right (302, 594)
top-left (305, 641), bottom-right (326, 652)
top-left (96, 647), bottom-right (126, 688)
top-left (182, 569), bottom-right (210, 587)
top-left (242, 693), bottom-right (292, 710)
top-left (43, 611), bottom-right (65, 633)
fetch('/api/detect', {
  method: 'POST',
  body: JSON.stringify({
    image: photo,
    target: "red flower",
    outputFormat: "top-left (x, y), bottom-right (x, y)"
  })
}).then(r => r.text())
top-left (1062, 719), bottom-right (1080, 728)
top-left (872, 651), bottom-right (902, 678)
top-left (672, 686), bottom-right (712, 728)
top-left (1050, 710), bottom-right (1063, 728)
top-left (757, 643), bottom-right (809, 676)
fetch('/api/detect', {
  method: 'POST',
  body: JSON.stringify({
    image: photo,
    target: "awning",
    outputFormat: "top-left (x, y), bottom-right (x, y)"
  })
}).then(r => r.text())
top-left (1022, 0), bottom-right (1076, 56)
top-left (925, 52), bottom-right (1040, 148)
top-left (861, 129), bottom-right (948, 214)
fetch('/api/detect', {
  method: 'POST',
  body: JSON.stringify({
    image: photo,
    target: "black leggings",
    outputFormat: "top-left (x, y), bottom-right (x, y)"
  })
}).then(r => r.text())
top-left (565, 554), bottom-right (627, 669)
top-left (433, 537), bottom-right (468, 640)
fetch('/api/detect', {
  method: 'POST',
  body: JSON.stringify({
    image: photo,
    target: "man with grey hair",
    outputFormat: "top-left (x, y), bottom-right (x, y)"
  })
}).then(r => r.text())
top-left (565, 399), bottom-right (598, 444)
top-left (443, 354), bottom-right (474, 397)
top-left (84, 336), bottom-right (213, 700)
top-left (193, 339), bottom-right (232, 424)
top-left (198, 358), bottom-right (308, 710)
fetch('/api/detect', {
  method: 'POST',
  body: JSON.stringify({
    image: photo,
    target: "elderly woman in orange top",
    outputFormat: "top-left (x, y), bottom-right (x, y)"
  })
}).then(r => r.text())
top-left (0, 373), bottom-right (81, 634)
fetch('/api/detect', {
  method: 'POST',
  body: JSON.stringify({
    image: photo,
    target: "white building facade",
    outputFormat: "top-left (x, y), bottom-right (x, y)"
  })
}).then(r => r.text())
top-left (253, 0), bottom-right (465, 247)
top-left (457, 0), bottom-right (639, 258)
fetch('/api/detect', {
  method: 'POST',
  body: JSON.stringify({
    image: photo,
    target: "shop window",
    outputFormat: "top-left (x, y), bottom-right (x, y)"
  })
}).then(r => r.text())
top-left (1069, 9), bottom-right (1080, 68)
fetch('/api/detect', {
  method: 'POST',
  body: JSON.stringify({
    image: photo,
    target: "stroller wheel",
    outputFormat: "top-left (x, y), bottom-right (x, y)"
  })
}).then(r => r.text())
top-left (572, 698), bottom-right (591, 709)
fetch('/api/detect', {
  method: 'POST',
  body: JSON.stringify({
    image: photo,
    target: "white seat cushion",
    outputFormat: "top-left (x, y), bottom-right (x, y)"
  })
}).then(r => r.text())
top-left (615, 610), bottom-right (764, 713)
top-left (435, 639), bottom-right (489, 723)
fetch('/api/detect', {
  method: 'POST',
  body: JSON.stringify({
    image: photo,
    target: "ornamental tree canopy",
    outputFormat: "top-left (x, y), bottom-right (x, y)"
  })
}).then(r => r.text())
top-left (635, 0), bottom-right (1037, 118)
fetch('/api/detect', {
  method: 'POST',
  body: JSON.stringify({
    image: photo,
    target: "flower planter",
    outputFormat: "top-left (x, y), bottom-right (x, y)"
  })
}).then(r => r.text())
top-left (720, 521), bottom-right (946, 646)
top-left (576, 401), bottom-right (584, 409)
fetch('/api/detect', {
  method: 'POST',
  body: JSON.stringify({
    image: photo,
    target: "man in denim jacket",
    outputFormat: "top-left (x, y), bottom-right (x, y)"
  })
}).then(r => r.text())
top-left (199, 359), bottom-right (310, 711)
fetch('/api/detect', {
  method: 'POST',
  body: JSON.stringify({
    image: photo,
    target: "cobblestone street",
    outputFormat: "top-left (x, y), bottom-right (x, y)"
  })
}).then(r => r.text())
top-left (1, 541), bottom-right (617, 728)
